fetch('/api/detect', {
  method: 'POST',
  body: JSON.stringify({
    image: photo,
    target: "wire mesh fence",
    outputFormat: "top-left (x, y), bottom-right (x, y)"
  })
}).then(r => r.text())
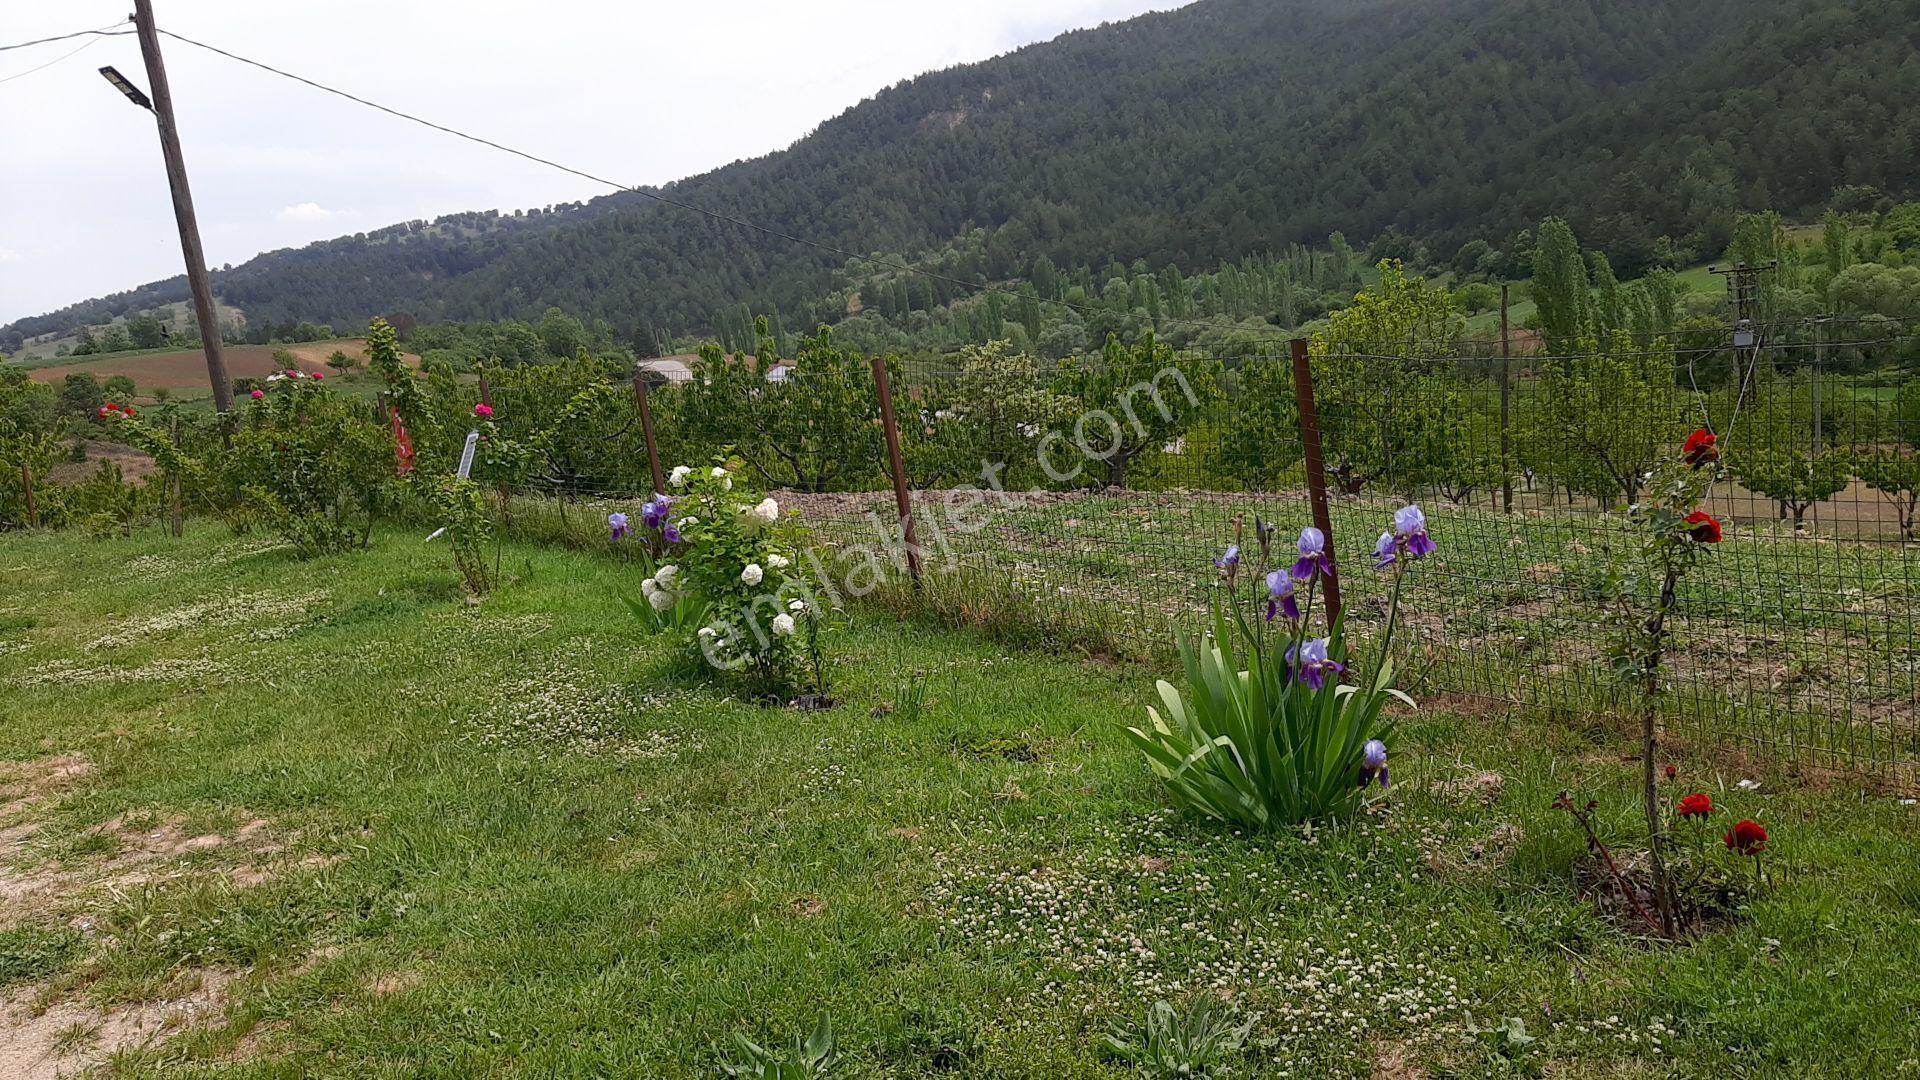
top-left (485, 324), bottom-right (1920, 787)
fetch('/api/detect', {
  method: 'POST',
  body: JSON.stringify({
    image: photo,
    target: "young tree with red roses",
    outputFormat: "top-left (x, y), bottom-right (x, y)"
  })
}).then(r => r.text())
top-left (1605, 425), bottom-right (1725, 936)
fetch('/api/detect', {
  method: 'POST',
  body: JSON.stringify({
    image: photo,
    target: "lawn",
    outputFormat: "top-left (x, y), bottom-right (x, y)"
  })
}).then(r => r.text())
top-left (1, 524), bottom-right (1918, 1077)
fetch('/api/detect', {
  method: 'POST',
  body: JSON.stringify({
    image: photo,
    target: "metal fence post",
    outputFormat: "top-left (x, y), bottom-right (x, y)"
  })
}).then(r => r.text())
top-left (1500, 283), bottom-right (1514, 514)
top-left (1290, 337), bottom-right (1341, 624)
top-left (633, 370), bottom-right (666, 496)
top-left (870, 355), bottom-right (922, 586)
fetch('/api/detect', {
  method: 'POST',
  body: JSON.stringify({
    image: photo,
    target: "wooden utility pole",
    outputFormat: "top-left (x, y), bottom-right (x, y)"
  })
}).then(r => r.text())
top-left (130, 0), bottom-right (233, 412)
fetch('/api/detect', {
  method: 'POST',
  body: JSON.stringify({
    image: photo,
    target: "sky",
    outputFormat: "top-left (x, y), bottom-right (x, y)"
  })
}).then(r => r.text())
top-left (0, 0), bottom-right (1190, 325)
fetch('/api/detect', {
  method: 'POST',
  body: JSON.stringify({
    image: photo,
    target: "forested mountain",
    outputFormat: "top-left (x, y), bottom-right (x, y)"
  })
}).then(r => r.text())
top-left (9, 0), bottom-right (1918, 351)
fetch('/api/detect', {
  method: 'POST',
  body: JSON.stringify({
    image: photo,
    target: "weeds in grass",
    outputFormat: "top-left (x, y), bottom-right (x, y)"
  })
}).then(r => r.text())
top-left (1102, 996), bottom-right (1254, 1078)
top-left (0, 927), bottom-right (83, 988)
top-left (720, 1014), bottom-right (836, 1078)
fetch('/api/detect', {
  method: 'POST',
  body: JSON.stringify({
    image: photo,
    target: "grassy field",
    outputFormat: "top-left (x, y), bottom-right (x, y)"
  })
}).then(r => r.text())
top-left (2, 524), bottom-right (1919, 1077)
top-left (9, 339), bottom-right (414, 405)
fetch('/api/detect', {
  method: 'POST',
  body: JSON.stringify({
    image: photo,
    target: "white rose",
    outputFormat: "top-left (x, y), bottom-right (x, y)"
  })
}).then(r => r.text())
top-left (788, 599), bottom-right (807, 613)
top-left (771, 614), bottom-right (796, 636)
top-left (766, 554), bottom-right (790, 569)
top-left (751, 497), bottom-right (779, 524)
top-left (654, 564), bottom-right (679, 585)
top-left (669, 465), bottom-right (691, 487)
top-left (647, 588), bottom-right (675, 611)
top-left (640, 577), bottom-right (658, 596)
top-left (740, 564), bottom-right (763, 586)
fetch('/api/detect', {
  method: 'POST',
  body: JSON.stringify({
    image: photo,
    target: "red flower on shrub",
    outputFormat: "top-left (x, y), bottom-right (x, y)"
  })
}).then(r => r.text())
top-left (1677, 793), bottom-right (1713, 817)
top-left (1664, 764), bottom-right (1677, 781)
top-left (473, 403), bottom-right (494, 419)
top-left (1685, 511), bottom-right (1722, 544)
top-left (1684, 428), bottom-right (1719, 468)
top-left (1724, 818), bottom-right (1768, 855)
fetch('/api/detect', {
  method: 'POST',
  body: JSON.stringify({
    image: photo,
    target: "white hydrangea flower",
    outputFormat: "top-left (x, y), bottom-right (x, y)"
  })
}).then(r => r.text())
top-left (771, 614), bottom-right (796, 636)
top-left (740, 563), bottom-right (763, 586)
top-left (750, 497), bottom-right (779, 524)
top-left (711, 466), bottom-right (728, 478)
top-left (669, 465), bottom-right (692, 487)
top-left (766, 554), bottom-right (790, 569)
top-left (654, 564), bottom-right (679, 586)
top-left (647, 588), bottom-right (675, 611)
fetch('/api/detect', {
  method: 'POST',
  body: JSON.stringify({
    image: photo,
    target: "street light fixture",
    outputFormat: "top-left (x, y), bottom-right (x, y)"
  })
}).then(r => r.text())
top-left (98, 65), bottom-right (153, 110)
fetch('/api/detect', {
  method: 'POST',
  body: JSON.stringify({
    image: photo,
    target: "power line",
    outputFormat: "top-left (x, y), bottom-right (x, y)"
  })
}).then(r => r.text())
top-left (0, 22), bottom-right (131, 53)
top-left (0, 34), bottom-right (107, 85)
top-left (154, 26), bottom-right (1313, 349)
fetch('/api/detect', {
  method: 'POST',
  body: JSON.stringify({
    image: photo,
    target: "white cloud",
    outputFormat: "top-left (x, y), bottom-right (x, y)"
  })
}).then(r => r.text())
top-left (0, 247), bottom-right (20, 264)
top-left (276, 202), bottom-right (346, 224)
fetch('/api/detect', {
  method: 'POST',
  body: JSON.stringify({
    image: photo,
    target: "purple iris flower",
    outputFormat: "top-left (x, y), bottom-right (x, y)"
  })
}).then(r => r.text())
top-left (1374, 530), bottom-right (1396, 569)
top-left (1287, 637), bottom-right (1345, 690)
top-left (1291, 527), bottom-right (1333, 581)
top-left (1266, 570), bottom-right (1300, 622)
top-left (1360, 739), bottom-right (1389, 789)
top-left (1215, 544), bottom-right (1241, 572)
top-left (1393, 504), bottom-right (1437, 559)
top-left (608, 512), bottom-right (630, 542)
top-left (662, 522), bottom-right (682, 544)
top-left (641, 496), bottom-right (672, 530)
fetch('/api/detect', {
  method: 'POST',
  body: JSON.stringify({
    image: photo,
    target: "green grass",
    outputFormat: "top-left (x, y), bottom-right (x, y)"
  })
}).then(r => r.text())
top-left (1, 524), bottom-right (1918, 1076)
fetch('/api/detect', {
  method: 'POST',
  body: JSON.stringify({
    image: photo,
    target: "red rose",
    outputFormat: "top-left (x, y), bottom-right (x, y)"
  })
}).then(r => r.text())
top-left (1684, 428), bottom-right (1719, 467)
top-left (1724, 818), bottom-right (1767, 855)
top-left (1677, 793), bottom-right (1713, 817)
top-left (474, 403), bottom-right (494, 419)
top-left (1685, 511), bottom-right (1722, 544)
top-left (1664, 764), bottom-right (1678, 781)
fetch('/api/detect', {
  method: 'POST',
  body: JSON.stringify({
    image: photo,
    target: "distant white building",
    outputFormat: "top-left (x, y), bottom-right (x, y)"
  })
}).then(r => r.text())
top-left (637, 356), bottom-right (696, 384)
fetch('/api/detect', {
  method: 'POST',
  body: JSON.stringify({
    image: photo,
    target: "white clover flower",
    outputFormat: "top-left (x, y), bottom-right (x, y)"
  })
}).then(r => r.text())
top-left (669, 465), bottom-right (692, 487)
top-left (771, 614), bottom-right (796, 636)
top-left (647, 588), bottom-right (675, 611)
top-left (766, 553), bottom-right (790, 569)
top-left (654, 564), bottom-right (679, 586)
top-left (750, 497), bottom-right (779, 524)
top-left (740, 563), bottom-right (763, 586)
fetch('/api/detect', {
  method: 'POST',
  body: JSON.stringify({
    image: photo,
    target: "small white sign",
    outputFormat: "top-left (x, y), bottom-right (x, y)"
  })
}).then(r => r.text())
top-left (456, 431), bottom-right (479, 479)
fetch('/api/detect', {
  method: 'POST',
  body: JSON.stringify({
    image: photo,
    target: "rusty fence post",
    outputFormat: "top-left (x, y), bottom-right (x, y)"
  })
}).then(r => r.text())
top-left (21, 463), bottom-right (37, 529)
top-left (870, 355), bottom-right (922, 586)
top-left (633, 369), bottom-right (667, 497)
top-left (1290, 337), bottom-right (1341, 625)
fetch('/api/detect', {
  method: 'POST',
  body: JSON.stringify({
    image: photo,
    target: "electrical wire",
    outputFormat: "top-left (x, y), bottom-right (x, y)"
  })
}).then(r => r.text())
top-left (0, 21), bottom-right (131, 53)
top-left (0, 34), bottom-right (107, 85)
